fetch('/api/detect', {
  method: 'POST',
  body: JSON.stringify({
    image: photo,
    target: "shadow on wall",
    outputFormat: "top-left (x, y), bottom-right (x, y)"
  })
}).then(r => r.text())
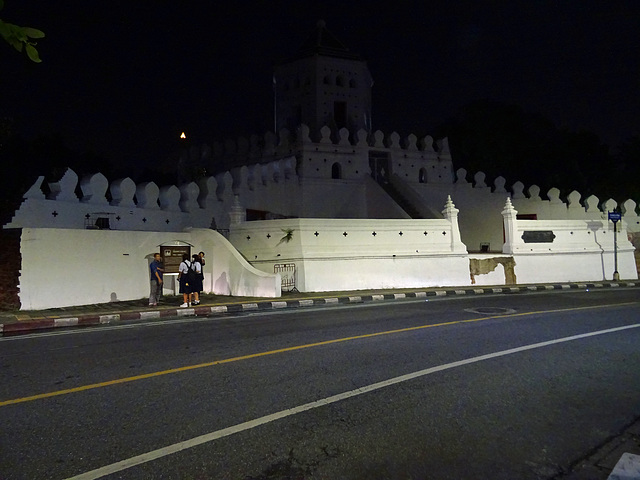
top-left (587, 222), bottom-right (606, 280)
top-left (630, 232), bottom-right (640, 276)
top-left (215, 272), bottom-right (230, 295)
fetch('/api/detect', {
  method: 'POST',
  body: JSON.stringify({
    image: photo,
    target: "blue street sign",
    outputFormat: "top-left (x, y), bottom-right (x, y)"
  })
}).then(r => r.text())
top-left (608, 211), bottom-right (622, 222)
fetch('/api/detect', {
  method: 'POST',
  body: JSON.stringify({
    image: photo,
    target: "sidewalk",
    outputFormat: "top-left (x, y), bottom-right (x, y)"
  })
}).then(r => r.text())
top-left (0, 280), bottom-right (637, 337)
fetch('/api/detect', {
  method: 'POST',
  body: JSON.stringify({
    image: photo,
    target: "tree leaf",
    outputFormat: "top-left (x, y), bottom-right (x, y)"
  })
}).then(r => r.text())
top-left (0, 19), bottom-right (9, 40)
top-left (23, 27), bottom-right (44, 38)
top-left (25, 43), bottom-right (41, 62)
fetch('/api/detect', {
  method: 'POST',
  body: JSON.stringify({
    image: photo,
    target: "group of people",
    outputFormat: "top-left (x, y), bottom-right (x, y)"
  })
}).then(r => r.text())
top-left (178, 252), bottom-right (206, 307)
top-left (148, 251), bottom-right (207, 308)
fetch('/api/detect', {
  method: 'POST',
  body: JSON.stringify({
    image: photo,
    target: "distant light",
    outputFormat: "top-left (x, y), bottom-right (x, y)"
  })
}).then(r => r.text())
top-left (180, 132), bottom-right (186, 139)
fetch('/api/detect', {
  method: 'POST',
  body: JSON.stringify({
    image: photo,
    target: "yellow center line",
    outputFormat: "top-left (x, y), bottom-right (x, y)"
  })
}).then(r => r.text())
top-left (1, 301), bottom-right (636, 407)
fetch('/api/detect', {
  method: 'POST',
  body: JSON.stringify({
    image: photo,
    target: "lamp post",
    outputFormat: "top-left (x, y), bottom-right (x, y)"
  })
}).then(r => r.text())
top-left (608, 211), bottom-right (621, 281)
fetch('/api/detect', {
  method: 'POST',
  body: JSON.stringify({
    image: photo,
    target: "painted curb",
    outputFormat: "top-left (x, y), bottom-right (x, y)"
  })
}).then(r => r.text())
top-left (0, 281), bottom-right (636, 337)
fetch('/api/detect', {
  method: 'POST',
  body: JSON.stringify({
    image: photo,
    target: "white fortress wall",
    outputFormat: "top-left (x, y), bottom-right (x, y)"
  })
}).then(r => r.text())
top-left (18, 228), bottom-right (279, 310)
top-left (188, 228), bottom-right (281, 299)
top-left (228, 198), bottom-right (469, 292)
top-left (7, 124), bottom-right (639, 236)
top-left (6, 124), bottom-right (639, 303)
top-left (501, 199), bottom-right (638, 283)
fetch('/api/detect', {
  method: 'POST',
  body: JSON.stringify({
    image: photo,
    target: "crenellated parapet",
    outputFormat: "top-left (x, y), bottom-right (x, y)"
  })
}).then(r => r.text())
top-left (109, 177), bottom-right (137, 208)
top-left (79, 172), bottom-right (109, 205)
top-left (445, 167), bottom-right (639, 228)
top-left (204, 124), bottom-right (454, 183)
top-left (4, 156), bottom-right (304, 232)
top-left (5, 128), bottom-right (639, 241)
top-left (47, 169), bottom-right (79, 202)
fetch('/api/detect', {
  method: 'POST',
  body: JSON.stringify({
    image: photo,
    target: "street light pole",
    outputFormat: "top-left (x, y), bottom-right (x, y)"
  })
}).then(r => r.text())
top-left (613, 221), bottom-right (619, 281)
top-left (608, 211), bottom-right (621, 281)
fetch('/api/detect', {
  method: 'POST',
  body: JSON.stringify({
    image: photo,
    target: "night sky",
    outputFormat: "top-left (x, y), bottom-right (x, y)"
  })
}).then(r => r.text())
top-left (2, 1), bottom-right (639, 174)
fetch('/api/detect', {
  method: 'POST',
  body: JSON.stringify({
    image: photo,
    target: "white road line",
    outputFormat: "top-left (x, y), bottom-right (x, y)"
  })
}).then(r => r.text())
top-left (65, 322), bottom-right (640, 480)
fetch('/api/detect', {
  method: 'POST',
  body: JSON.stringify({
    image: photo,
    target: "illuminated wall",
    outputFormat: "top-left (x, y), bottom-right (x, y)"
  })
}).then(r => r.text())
top-left (18, 228), bottom-right (280, 310)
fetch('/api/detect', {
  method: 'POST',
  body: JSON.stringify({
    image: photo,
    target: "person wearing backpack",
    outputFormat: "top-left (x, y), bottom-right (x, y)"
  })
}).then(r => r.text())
top-left (178, 253), bottom-right (200, 307)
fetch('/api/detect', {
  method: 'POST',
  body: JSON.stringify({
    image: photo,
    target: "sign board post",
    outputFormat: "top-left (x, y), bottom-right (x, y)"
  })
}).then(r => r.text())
top-left (608, 211), bottom-right (621, 281)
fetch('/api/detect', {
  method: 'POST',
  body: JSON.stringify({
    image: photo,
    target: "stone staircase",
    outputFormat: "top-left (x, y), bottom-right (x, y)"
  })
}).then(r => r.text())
top-left (377, 178), bottom-right (423, 219)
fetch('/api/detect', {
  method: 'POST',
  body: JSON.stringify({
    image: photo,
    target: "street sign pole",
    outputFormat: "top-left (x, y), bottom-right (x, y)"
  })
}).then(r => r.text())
top-left (608, 211), bottom-right (621, 281)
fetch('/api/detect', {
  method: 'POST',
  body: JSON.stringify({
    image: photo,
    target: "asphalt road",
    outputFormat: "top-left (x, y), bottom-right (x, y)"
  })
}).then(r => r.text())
top-left (1, 288), bottom-right (639, 479)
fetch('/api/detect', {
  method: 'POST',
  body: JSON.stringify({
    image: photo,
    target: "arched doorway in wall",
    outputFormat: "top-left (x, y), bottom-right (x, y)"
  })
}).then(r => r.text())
top-left (368, 151), bottom-right (390, 184)
top-left (331, 162), bottom-right (342, 179)
top-left (419, 168), bottom-right (427, 183)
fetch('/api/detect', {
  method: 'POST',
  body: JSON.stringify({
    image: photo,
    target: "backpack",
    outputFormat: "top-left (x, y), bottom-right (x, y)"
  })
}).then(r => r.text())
top-left (183, 261), bottom-right (197, 286)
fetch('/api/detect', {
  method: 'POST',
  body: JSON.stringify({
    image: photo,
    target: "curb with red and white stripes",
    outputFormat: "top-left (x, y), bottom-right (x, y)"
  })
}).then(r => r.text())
top-left (1, 281), bottom-right (636, 337)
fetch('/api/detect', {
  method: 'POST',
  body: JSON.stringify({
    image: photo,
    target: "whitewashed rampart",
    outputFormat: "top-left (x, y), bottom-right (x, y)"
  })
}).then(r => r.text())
top-left (4, 125), bottom-right (639, 309)
top-left (7, 125), bottom-right (638, 244)
top-left (500, 198), bottom-right (637, 283)
top-left (18, 228), bottom-right (280, 310)
top-left (12, 197), bottom-right (638, 311)
top-left (228, 197), bottom-right (468, 292)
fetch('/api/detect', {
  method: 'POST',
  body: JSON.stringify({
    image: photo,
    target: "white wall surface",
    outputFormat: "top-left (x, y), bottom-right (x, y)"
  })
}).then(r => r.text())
top-left (500, 206), bottom-right (638, 282)
top-left (230, 215), bottom-right (637, 292)
top-left (19, 228), bottom-right (280, 310)
top-left (511, 251), bottom-right (637, 284)
top-left (230, 217), bottom-right (471, 291)
top-left (298, 256), bottom-right (471, 292)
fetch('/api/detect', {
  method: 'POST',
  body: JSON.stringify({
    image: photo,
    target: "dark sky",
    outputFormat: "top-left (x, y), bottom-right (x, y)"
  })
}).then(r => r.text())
top-left (2, 1), bottom-right (639, 172)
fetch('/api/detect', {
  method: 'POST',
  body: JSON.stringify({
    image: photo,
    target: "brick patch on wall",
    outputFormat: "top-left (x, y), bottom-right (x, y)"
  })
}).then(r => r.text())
top-left (0, 229), bottom-right (21, 310)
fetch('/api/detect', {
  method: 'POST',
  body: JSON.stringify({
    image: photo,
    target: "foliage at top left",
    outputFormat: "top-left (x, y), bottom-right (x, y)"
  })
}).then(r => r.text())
top-left (0, 0), bottom-right (45, 62)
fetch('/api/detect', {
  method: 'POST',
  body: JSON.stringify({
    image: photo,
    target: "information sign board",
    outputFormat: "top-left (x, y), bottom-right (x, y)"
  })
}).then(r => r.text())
top-left (160, 245), bottom-right (191, 274)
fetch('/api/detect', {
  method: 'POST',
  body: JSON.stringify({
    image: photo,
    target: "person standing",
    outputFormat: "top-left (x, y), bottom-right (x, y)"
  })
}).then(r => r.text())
top-left (178, 253), bottom-right (193, 307)
top-left (196, 251), bottom-right (206, 299)
top-left (190, 254), bottom-right (203, 305)
top-left (149, 253), bottom-right (163, 306)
